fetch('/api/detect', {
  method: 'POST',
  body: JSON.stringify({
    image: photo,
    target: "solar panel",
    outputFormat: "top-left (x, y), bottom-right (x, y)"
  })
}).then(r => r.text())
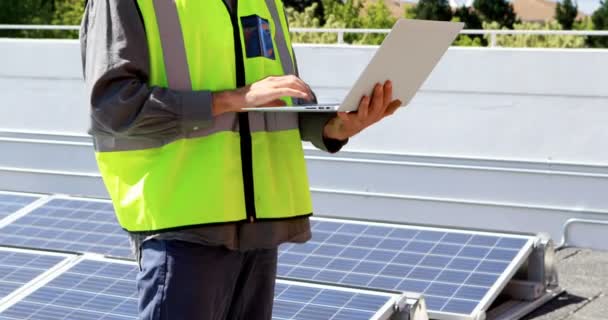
top-left (0, 259), bottom-right (399, 320)
top-left (278, 218), bottom-right (534, 319)
top-left (0, 249), bottom-right (65, 302)
top-left (273, 280), bottom-right (396, 320)
top-left (0, 198), bottom-right (132, 259)
top-left (0, 193), bottom-right (39, 221)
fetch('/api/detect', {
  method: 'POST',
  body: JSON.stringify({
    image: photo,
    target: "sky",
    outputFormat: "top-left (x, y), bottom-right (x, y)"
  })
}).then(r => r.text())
top-left (572, 0), bottom-right (602, 14)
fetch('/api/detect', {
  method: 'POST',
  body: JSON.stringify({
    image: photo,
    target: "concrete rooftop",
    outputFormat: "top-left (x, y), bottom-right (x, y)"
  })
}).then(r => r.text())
top-left (524, 248), bottom-right (608, 320)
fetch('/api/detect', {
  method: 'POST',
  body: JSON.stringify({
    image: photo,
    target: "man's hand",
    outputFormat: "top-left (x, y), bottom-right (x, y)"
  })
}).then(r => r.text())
top-left (212, 75), bottom-right (313, 115)
top-left (323, 80), bottom-right (402, 141)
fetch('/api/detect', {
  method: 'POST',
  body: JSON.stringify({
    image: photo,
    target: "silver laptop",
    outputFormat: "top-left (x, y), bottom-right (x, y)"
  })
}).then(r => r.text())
top-left (243, 18), bottom-right (463, 112)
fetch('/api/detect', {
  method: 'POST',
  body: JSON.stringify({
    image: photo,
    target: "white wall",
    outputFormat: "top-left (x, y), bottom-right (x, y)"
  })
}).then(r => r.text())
top-left (1, 39), bottom-right (607, 249)
top-left (295, 45), bottom-right (608, 165)
top-left (2, 40), bottom-right (607, 164)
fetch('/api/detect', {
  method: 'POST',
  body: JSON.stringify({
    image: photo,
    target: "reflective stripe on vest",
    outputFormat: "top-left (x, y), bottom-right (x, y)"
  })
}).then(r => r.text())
top-left (94, 0), bottom-right (312, 232)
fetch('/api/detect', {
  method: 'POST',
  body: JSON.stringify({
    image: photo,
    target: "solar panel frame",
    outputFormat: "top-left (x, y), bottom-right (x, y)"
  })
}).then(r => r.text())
top-left (0, 195), bottom-right (132, 259)
top-left (279, 217), bottom-right (537, 320)
top-left (0, 247), bottom-right (74, 311)
top-left (0, 191), bottom-right (44, 227)
top-left (0, 192), bottom-right (538, 320)
top-left (0, 256), bottom-right (402, 320)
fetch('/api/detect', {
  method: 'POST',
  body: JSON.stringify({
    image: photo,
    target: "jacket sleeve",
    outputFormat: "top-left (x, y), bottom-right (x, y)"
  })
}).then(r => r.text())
top-left (80, 0), bottom-right (213, 139)
top-left (293, 63), bottom-right (348, 153)
top-left (298, 112), bottom-right (348, 154)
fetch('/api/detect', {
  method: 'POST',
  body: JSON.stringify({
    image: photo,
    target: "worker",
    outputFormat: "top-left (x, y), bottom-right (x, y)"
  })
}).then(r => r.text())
top-left (80, 0), bottom-right (401, 319)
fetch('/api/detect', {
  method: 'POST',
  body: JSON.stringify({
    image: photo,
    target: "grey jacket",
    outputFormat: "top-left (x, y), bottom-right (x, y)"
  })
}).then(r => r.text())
top-left (79, 0), bottom-right (346, 254)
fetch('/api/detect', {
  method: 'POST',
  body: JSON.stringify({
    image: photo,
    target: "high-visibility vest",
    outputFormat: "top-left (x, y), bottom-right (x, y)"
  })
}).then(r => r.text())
top-left (93, 0), bottom-right (312, 232)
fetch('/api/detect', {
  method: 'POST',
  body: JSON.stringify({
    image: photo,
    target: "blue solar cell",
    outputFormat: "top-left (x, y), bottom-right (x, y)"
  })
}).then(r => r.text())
top-left (455, 286), bottom-right (490, 300)
top-left (0, 193), bottom-right (39, 220)
top-left (353, 261), bottom-right (385, 274)
top-left (314, 270), bottom-right (344, 283)
top-left (0, 260), bottom-right (394, 320)
top-left (342, 273), bottom-right (373, 286)
top-left (477, 261), bottom-right (509, 274)
top-left (274, 282), bottom-right (394, 320)
top-left (415, 231), bottom-right (445, 241)
top-left (363, 226), bottom-right (391, 237)
top-left (425, 283), bottom-right (459, 297)
top-left (469, 235), bottom-right (500, 247)
top-left (314, 245), bottom-right (344, 257)
top-left (290, 242), bottom-right (317, 254)
top-left (388, 228), bottom-right (418, 239)
top-left (394, 252), bottom-right (425, 265)
top-left (336, 223), bottom-right (367, 234)
top-left (398, 279), bottom-right (430, 292)
top-left (442, 233), bottom-right (472, 244)
top-left (425, 296), bottom-right (448, 311)
top-left (327, 258), bottom-right (358, 271)
top-left (309, 231), bottom-right (330, 242)
top-left (378, 238), bottom-right (407, 250)
top-left (327, 234), bottom-right (355, 245)
top-left (341, 247), bottom-right (369, 259)
top-left (368, 276), bottom-right (401, 289)
top-left (366, 250), bottom-right (397, 262)
top-left (459, 246), bottom-right (491, 259)
top-left (431, 243), bottom-right (462, 255)
top-left (0, 250), bottom-right (65, 302)
top-left (404, 241), bottom-right (435, 253)
top-left (0, 198), bottom-right (132, 258)
top-left (278, 264), bottom-right (294, 276)
top-left (302, 256), bottom-right (331, 268)
top-left (497, 238), bottom-right (528, 249)
top-left (280, 285), bottom-right (319, 301)
top-left (442, 299), bottom-right (478, 314)
top-left (314, 221), bottom-right (342, 232)
top-left (382, 264), bottom-right (412, 278)
top-left (448, 258), bottom-right (481, 271)
top-left (352, 236), bottom-right (382, 248)
top-left (436, 270), bottom-right (471, 284)
top-left (467, 273), bottom-right (499, 287)
top-left (487, 249), bottom-right (519, 261)
top-left (420, 255), bottom-right (451, 268)
top-left (288, 267), bottom-right (319, 279)
top-left (408, 267), bottom-right (441, 281)
top-left (278, 219), bottom-right (533, 317)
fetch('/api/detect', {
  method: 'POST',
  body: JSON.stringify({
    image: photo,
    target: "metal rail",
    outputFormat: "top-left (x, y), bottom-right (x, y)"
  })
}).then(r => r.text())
top-left (0, 25), bottom-right (79, 31)
top-left (291, 27), bottom-right (608, 46)
top-left (2, 24), bottom-right (608, 47)
top-left (557, 218), bottom-right (608, 249)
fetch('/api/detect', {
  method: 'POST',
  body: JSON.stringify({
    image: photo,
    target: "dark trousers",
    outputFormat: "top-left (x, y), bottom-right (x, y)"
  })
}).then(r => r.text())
top-left (136, 239), bottom-right (278, 320)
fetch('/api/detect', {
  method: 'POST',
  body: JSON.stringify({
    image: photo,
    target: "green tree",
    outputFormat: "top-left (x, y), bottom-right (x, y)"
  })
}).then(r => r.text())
top-left (589, 0), bottom-right (608, 47)
top-left (485, 21), bottom-right (586, 48)
top-left (452, 7), bottom-right (485, 46)
top-left (287, 3), bottom-right (344, 44)
top-left (473, 0), bottom-right (517, 28)
top-left (0, 0), bottom-right (53, 38)
top-left (555, 0), bottom-right (578, 30)
top-left (453, 6), bottom-right (482, 29)
top-left (322, 0), bottom-right (364, 43)
top-left (0, 0), bottom-right (85, 38)
top-left (357, 0), bottom-right (396, 45)
top-left (411, 0), bottom-right (453, 21)
top-left (284, 0), bottom-right (325, 24)
top-left (453, 34), bottom-right (483, 46)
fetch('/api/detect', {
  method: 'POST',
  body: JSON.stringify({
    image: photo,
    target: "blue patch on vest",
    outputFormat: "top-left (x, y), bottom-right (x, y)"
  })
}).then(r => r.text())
top-left (241, 15), bottom-right (276, 60)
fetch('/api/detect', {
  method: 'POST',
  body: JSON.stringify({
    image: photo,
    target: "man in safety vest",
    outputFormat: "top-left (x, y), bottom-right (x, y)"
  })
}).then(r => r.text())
top-left (80, 0), bottom-right (401, 319)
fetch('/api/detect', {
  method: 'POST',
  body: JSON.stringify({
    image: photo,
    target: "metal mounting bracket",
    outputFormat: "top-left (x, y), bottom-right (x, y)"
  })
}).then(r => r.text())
top-left (391, 292), bottom-right (428, 320)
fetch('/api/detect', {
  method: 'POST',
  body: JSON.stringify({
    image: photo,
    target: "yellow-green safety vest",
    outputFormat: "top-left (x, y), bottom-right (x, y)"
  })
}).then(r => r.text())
top-left (94, 0), bottom-right (312, 232)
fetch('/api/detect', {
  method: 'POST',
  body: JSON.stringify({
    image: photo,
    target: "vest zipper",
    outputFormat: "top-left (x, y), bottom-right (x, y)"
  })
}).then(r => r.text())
top-left (224, 0), bottom-right (257, 223)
